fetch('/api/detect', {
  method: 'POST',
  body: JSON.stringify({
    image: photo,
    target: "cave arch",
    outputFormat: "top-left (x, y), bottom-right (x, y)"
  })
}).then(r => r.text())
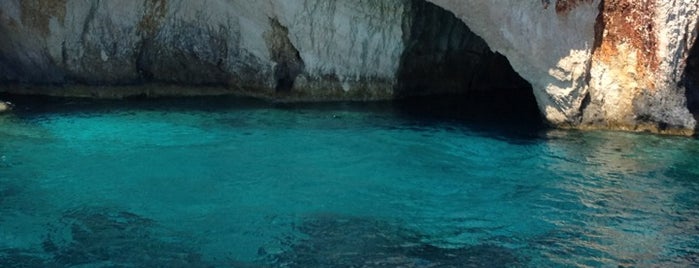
top-left (395, 0), bottom-right (541, 123)
top-left (684, 37), bottom-right (699, 125)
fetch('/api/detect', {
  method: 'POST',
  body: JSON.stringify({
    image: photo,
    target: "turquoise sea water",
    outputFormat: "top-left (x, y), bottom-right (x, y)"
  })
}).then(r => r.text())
top-left (1, 96), bottom-right (698, 267)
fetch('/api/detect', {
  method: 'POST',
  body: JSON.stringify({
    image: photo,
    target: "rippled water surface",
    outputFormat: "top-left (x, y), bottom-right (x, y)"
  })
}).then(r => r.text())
top-left (1, 96), bottom-right (698, 267)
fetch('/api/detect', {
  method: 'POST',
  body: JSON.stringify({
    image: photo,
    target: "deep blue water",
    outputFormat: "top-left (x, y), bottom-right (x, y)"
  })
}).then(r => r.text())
top-left (1, 96), bottom-right (698, 267)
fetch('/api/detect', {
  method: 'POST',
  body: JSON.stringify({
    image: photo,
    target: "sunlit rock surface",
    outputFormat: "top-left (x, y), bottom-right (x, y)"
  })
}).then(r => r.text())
top-left (583, 0), bottom-right (699, 135)
top-left (2, 0), bottom-right (699, 134)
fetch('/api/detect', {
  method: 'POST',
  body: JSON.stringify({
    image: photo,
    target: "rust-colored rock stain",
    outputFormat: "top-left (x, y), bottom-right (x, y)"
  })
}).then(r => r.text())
top-left (592, 0), bottom-right (658, 89)
top-left (138, 0), bottom-right (168, 36)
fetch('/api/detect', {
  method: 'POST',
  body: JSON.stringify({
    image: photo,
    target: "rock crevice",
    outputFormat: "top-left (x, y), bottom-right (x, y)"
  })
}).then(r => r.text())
top-left (266, 17), bottom-right (305, 93)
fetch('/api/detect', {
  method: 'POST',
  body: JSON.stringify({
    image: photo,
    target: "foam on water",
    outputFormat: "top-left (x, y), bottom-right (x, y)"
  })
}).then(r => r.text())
top-left (1, 96), bottom-right (698, 267)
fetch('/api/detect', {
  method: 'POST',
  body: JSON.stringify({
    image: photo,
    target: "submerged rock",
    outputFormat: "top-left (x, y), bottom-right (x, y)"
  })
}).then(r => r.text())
top-left (0, 207), bottom-right (215, 267)
top-left (267, 214), bottom-right (524, 267)
top-left (44, 207), bottom-right (211, 267)
top-left (0, 249), bottom-right (49, 268)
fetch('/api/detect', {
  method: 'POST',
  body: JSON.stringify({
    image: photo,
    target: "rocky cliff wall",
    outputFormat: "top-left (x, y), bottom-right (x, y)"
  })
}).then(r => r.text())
top-left (2, 0), bottom-right (699, 135)
top-left (428, 0), bottom-right (699, 134)
top-left (1, 0), bottom-right (509, 101)
top-left (0, 0), bottom-right (406, 99)
top-left (428, 0), bottom-right (598, 128)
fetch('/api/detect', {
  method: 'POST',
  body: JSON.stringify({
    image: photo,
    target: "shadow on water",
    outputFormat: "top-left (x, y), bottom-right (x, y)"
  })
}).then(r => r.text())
top-left (2, 91), bottom-right (548, 144)
top-left (0, 181), bottom-right (21, 208)
top-left (0, 157), bottom-right (28, 212)
top-left (0, 210), bottom-right (525, 267)
top-left (391, 92), bottom-right (547, 144)
top-left (0, 93), bottom-right (271, 116)
top-left (266, 214), bottom-right (526, 268)
top-left (0, 207), bottom-right (212, 268)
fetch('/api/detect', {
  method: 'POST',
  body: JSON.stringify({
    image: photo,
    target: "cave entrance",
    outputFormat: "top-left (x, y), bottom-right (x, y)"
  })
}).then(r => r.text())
top-left (395, 0), bottom-right (540, 126)
top-left (684, 36), bottom-right (699, 124)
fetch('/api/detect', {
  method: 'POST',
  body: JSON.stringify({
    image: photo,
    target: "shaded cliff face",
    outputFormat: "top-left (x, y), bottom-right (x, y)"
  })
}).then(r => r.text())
top-left (427, 0), bottom-right (599, 126)
top-left (0, 0), bottom-right (530, 100)
top-left (396, 0), bottom-right (530, 97)
top-left (0, 0), bottom-right (407, 99)
top-left (684, 38), bottom-right (699, 121)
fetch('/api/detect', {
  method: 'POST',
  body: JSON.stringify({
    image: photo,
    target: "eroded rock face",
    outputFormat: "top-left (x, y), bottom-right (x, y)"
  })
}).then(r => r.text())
top-left (0, 0), bottom-right (411, 99)
top-left (2, 0), bottom-right (699, 134)
top-left (427, 0), bottom-right (599, 126)
top-left (0, 0), bottom-right (519, 99)
top-left (583, 0), bottom-right (699, 134)
top-left (428, 0), bottom-right (699, 134)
